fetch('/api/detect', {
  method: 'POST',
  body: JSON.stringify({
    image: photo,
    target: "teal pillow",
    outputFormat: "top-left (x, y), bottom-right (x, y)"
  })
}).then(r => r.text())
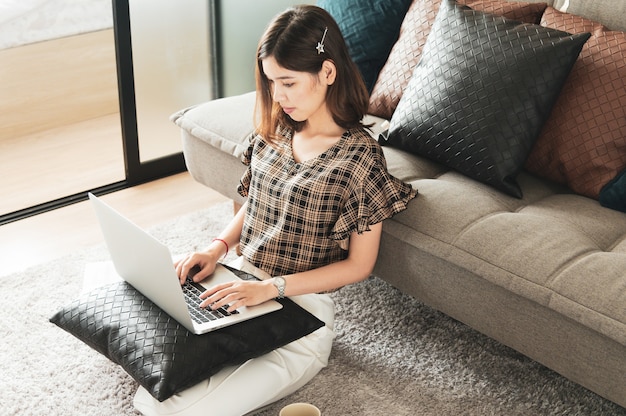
top-left (599, 170), bottom-right (626, 212)
top-left (317, 0), bottom-right (412, 92)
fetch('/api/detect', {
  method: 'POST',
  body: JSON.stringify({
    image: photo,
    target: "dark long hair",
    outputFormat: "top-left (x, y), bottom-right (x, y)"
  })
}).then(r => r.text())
top-left (254, 5), bottom-right (369, 144)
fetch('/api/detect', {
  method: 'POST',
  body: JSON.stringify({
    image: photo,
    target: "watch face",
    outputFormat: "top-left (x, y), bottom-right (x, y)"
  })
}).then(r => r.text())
top-left (274, 277), bottom-right (285, 297)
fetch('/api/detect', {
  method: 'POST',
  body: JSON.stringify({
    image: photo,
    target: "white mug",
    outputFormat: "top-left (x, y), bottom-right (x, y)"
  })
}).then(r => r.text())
top-left (279, 402), bottom-right (321, 416)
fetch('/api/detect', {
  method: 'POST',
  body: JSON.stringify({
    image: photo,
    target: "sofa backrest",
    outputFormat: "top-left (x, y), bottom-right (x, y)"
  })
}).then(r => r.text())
top-left (543, 0), bottom-right (625, 31)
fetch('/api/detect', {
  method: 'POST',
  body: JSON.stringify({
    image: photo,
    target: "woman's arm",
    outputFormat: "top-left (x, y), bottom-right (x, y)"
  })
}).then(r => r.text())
top-left (200, 222), bottom-right (383, 311)
top-left (277, 222), bottom-right (382, 295)
top-left (174, 201), bottom-right (248, 284)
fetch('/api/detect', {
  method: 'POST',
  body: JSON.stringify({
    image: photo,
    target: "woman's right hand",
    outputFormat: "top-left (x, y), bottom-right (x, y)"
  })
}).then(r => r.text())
top-left (175, 202), bottom-right (245, 285)
top-left (174, 251), bottom-right (219, 285)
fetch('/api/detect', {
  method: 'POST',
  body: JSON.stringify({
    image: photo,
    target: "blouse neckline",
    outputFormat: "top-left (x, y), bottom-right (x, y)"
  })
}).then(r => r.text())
top-left (286, 129), bottom-right (350, 167)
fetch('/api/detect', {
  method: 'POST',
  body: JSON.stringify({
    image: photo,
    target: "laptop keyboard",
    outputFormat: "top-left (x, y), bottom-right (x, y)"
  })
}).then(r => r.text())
top-left (183, 279), bottom-right (238, 324)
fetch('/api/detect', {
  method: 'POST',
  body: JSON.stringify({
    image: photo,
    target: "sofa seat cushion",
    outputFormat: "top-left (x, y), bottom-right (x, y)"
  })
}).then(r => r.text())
top-left (384, 147), bottom-right (626, 346)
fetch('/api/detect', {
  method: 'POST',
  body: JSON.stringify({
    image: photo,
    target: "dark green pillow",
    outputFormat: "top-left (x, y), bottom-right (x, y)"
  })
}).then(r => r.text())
top-left (599, 169), bottom-right (626, 212)
top-left (381, 0), bottom-right (590, 198)
top-left (317, 0), bottom-right (412, 92)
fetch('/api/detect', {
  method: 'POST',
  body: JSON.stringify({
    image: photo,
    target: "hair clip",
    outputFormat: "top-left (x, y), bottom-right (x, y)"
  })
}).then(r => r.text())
top-left (316, 27), bottom-right (328, 54)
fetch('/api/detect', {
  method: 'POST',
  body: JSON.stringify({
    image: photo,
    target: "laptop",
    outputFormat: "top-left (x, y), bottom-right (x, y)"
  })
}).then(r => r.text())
top-left (88, 193), bottom-right (282, 334)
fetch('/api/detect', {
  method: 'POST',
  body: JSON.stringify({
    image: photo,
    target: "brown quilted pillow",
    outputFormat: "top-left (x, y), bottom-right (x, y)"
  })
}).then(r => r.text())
top-left (525, 7), bottom-right (626, 199)
top-left (367, 0), bottom-right (548, 119)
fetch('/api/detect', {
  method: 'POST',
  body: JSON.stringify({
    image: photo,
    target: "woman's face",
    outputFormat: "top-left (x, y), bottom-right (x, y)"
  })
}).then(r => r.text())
top-left (262, 56), bottom-right (331, 124)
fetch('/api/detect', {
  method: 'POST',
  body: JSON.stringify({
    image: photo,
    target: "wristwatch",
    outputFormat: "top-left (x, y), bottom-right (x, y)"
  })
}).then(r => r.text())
top-left (273, 276), bottom-right (286, 299)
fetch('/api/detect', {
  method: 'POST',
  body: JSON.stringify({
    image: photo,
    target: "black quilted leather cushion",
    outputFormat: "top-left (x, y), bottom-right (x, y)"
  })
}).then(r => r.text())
top-left (50, 277), bottom-right (324, 402)
top-left (381, 0), bottom-right (590, 198)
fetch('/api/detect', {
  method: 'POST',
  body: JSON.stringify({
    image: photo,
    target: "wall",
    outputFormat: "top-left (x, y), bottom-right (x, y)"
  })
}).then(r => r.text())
top-left (218, 0), bottom-right (315, 97)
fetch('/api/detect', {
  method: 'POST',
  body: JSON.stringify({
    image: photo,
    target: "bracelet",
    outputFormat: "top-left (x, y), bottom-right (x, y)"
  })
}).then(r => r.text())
top-left (211, 238), bottom-right (229, 259)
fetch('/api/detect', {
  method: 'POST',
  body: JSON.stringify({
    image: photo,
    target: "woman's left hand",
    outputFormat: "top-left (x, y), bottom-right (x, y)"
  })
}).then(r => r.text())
top-left (199, 279), bottom-right (277, 313)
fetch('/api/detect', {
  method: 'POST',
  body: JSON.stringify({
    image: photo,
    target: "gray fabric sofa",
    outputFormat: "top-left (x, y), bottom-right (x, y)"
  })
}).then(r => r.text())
top-left (172, 0), bottom-right (626, 408)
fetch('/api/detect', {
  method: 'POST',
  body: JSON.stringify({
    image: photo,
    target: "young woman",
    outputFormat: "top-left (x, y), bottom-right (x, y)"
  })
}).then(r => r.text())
top-left (133, 5), bottom-right (417, 415)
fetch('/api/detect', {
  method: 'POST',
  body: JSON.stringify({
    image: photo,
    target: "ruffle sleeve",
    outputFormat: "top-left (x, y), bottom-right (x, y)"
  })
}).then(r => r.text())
top-left (237, 132), bottom-right (258, 198)
top-left (330, 161), bottom-right (417, 250)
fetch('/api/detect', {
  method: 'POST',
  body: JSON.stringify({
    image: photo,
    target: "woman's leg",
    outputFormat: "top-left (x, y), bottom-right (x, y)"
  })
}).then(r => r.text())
top-left (133, 258), bottom-right (335, 416)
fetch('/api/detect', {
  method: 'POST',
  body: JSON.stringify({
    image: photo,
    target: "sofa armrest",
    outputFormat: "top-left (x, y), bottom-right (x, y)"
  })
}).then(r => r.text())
top-left (171, 91), bottom-right (257, 160)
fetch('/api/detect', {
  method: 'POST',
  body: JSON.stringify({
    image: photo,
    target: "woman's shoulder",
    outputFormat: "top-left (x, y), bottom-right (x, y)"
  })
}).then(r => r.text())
top-left (343, 125), bottom-right (384, 157)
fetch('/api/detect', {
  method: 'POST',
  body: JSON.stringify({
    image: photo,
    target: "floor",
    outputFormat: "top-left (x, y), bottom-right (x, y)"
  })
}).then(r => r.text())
top-left (1, 113), bottom-right (125, 214)
top-left (1, 29), bottom-right (189, 214)
top-left (0, 172), bottom-right (229, 278)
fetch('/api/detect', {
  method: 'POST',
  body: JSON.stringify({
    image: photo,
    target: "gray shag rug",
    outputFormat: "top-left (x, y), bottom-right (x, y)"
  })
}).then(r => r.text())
top-left (1, 201), bottom-right (624, 416)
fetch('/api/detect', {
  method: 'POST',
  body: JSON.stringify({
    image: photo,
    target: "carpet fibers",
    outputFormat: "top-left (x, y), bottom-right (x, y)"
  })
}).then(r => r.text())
top-left (1, 202), bottom-right (624, 415)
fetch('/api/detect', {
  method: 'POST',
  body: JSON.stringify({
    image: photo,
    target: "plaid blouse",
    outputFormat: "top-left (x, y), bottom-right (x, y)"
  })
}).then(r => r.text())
top-left (237, 125), bottom-right (417, 277)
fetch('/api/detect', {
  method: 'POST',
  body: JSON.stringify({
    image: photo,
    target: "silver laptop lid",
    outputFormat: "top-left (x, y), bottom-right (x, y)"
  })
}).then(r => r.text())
top-left (88, 193), bottom-right (282, 335)
top-left (89, 193), bottom-right (197, 331)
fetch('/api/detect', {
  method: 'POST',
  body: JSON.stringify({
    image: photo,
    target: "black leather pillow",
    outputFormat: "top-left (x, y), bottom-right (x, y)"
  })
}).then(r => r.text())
top-left (50, 266), bottom-right (324, 402)
top-left (381, 0), bottom-right (590, 197)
